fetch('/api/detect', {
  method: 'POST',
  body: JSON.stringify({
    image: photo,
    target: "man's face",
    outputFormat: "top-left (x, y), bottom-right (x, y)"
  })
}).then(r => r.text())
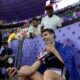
top-left (42, 31), bottom-right (54, 45)
top-left (46, 9), bottom-right (53, 17)
top-left (23, 22), bottom-right (29, 28)
top-left (17, 28), bottom-right (21, 33)
top-left (32, 20), bottom-right (38, 28)
top-left (3, 44), bottom-right (8, 48)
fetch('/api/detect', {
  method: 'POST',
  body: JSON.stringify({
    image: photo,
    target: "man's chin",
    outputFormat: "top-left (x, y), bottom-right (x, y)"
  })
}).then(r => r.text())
top-left (45, 42), bottom-right (51, 45)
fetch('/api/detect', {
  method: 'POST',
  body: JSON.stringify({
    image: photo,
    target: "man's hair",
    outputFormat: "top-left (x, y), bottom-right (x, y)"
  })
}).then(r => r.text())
top-left (41, 29), bottom-right (56, 38)
top-left (31, 17), bottom-right (38, 22)
top-left (2, 41), bottom-right (8, 45)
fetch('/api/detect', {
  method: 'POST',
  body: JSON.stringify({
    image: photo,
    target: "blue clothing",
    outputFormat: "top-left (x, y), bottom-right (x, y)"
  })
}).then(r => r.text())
top-left (0, 48), bottom-right (14, 67)
top-left (0, 48), bottom-right (13, 56)
top-left (55, 42), bottom-right (80, 80)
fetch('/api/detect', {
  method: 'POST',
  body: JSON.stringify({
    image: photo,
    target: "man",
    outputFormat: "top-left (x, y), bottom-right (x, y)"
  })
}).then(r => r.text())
top-left (0, 41), bottom-right (14, 68)
top-left (28, 17), bottom-right (41, 37)
top-left (7, 29), bottom-right (78, 80)
top-left (41, 4), bottom-right (62, 30)
top-left (21, 22), bottom-right (30, 38)
top-left (8, 30), bottom-right (16, 43)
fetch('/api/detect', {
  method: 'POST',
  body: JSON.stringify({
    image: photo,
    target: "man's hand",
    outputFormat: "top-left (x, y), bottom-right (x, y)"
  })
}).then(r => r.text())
top-left (46, 44), bottom-right (64, 64)
top-left (46, 44), bottom-right (56, 53)
top-left (6, 67), bottom-right (17, 77)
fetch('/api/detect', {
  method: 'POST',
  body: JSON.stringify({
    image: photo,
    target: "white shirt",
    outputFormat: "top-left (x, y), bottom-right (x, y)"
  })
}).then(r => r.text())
top-left (28, 25), bottom-right (41, 36)
top-left (41, 15), bottom-right (62, 30)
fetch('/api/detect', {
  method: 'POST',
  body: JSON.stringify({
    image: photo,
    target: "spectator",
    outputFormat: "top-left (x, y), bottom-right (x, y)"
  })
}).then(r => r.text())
top-left (16, 22), bottom-right (30, 40)
top-left (21, 22), bottom-right (30, 38)
top-left (7, 30), bottom-right (16, 43)
top-left (15, 28), bottom-right (23, 40)
top-left (6, 29), bottom-right (76, 80)
top-left (41, 4), bottom-right (62, 30)
top-left (0, 41), bottom-right (14, 79)
top-left (0, 41), bottom-right (14, 68)
top-left (28, 17), bottom-right (41, 37)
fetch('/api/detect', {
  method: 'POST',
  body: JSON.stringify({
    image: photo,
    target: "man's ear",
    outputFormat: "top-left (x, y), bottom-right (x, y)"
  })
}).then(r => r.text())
top-left (52, 33), bottom-right (55, 39)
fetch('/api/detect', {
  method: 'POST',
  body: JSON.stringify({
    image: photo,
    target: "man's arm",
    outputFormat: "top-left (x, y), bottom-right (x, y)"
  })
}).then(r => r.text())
top-left (0, 55), bottom-right (9, 61)
top-left (18, 60), bottom-right (41, 77)
top-left (56, 17), bottom-right (63, 29)
top-left (6, 60), bottom-right (41, 77)
top-left (31, 60), bottom-right (41, 70)
top-left (52, 48), bottom-right (64, 63)
top-left (46, 45), bottom-right (64, 64)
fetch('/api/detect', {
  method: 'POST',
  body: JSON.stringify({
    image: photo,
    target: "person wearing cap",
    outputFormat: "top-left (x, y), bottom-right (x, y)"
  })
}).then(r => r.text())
top-left (41, 4), bottom-right (62, 30)
top-left (0, 41), bottom-right (14, 68)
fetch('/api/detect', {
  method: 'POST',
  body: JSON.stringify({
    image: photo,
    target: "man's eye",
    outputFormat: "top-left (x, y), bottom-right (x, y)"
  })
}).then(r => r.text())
top-left (44, 34), bottom-right (47, 36)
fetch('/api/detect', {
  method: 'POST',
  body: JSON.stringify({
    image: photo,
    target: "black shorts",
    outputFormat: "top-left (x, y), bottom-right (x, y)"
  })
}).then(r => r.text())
top-left (38, 63), bottom-right (47, 74)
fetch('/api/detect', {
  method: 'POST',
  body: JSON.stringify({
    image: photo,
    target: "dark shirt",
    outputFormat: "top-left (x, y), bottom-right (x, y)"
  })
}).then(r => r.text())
top-left (44, 52), bottom-right (64, 69)
top-left (0, 48), bottom-right (13, 67)
top-left (1, 48), bottom-right (13, 56)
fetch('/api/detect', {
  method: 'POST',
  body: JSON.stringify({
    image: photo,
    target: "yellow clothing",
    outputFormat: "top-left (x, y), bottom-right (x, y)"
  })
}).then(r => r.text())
top-left (8, 33), bottom-right (16, 43)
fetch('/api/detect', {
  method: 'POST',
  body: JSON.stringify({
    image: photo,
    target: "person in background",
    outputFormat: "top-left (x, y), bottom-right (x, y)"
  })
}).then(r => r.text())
top-left (28, 17), bottom-right (41, 38)
top-left (7, 30), bottom-right (16, 43)
top-left (0, 41), bottom-right (14, 79)
top-left (6, 29), bottom-right (76, 80)
top-left (21, 21), bottom-right (30, 38)
top-left (41, 4), bottom-right (62, 31)
top-left (16, 22), bottom-right (30, 40)
top-left (15, 27), bottom-right (23, 40)
top-left (0, 41), bottom-right (14, 68)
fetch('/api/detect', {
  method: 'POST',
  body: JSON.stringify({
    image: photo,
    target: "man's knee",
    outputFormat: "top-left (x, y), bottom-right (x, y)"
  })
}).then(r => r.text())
top-left (20, 65), bottom-right (30, 69)
top-left (43, 70), bottom-right (64, 80)
top-left (30, 71), bottom-right (43, 80)
top-left (44, 69), bottom-right (53, 76)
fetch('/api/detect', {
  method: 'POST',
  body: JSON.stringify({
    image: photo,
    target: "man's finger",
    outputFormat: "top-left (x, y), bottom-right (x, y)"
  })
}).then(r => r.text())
top-left (6, 67), bottom-right (11, 72)
top-left (10, 69), bottom-right (17, 77)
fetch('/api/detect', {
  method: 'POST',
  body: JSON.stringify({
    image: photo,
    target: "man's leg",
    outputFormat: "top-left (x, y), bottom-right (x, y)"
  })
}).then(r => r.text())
top-left (18, 64), bottom-right (43, 80)
top-left (18, 65), bottom-right (38, 76)
top-left (18, 76), bottom-right (26, 80)
top-left (43, 69), bottom-right (64, 80)
top-left (30, 71), bottom-right (43, 80)
top-left (18, 71), bottom-right (43, 80)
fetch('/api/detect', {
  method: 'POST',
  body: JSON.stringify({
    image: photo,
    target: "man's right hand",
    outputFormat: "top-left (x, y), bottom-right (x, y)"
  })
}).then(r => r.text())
top-left (6, 67), bottom-right (17, 77)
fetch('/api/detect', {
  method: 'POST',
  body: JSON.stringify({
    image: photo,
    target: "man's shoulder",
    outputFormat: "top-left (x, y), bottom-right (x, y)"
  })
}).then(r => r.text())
top-left (1, 49), bottom-right (8, 55)
top-left (7, 48), bottom-right (12, 50)
top-left (55, 41), bottom-right (63, 46)
top-left (53, 15), bottom-right (61, 19)
top-left (29, 25), bottom-right (34, 28)
top-left (56, 42), bottom-right (73, 57)
top-left (7, 48), bottom-right (13, 55)
top-left (28, 25), bottom-right (34, 30)
top-left (55, 42), bottom-right (72, 49)
top-left (7, 48), bottom-right (13, 52)
top-left (42, 15), bottom-right (48, 20)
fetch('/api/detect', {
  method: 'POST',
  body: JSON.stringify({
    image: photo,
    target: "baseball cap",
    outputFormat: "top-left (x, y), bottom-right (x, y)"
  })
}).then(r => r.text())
top-left (45, 4), bottom-right (53, 10)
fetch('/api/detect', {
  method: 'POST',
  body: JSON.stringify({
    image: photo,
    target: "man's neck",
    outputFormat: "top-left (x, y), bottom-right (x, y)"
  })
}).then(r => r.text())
top-left (33, 25), bottom-right (38, 28)
top-left (48, 14), bottom-right (54, 18)
top-left (51, 41), bottom-right (55, 47)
